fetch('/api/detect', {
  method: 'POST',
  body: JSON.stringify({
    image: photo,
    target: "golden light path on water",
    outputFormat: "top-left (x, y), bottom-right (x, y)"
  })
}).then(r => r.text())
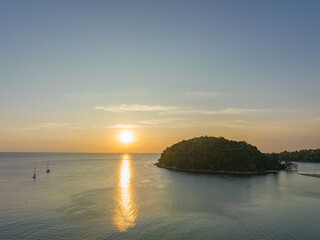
top-left (113, 154), bottom-right (137, 232)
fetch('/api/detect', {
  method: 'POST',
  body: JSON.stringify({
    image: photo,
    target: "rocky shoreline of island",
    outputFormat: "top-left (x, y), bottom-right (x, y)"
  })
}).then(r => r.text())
top-left (155, 163), bottom-right (279, 175)
top-left (299, 173), bottom-right (320, 178)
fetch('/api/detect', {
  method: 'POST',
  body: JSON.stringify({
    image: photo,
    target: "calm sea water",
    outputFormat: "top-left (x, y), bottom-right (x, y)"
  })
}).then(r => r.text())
top-left (0, 153), bottom-right (320, 240)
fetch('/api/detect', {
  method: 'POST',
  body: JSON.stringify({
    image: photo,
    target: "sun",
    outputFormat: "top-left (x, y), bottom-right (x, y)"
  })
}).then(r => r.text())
top-left (119, 131), bottom-right (134, 143)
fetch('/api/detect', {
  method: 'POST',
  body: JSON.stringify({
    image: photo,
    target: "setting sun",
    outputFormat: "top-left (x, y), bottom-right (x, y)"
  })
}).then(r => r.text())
top-left (119, 131), bottom-right (134, 144)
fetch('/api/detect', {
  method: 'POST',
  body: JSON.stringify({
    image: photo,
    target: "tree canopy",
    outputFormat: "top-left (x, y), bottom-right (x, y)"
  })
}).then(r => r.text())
top-left (266, 149), bottom-right (320, 163)
top-left (158, 136), bottom-right (285, 172)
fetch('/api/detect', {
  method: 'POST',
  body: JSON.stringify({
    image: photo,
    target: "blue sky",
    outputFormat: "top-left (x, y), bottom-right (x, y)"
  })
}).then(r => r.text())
top-left (0, 0), bottom-right (319, 152)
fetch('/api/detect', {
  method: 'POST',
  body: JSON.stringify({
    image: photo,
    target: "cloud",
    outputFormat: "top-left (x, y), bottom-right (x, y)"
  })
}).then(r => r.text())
top-left (104, 124), bottom-right (139, 129)
top-left (94, 104), bottom-right (176, 113)
top-left (102, 118), bottom-right (185, 129)
top-left (94, 104), bottom-right (293, 117)
top-left (211, 108), bottom-right (281, 114)
top-left (185, 91), bottom-right (222, 97)
top-left (159, 108), bottom-right (291, 115)
top-left (18, 122), bottom-right (72, 131)
top-left (139, 118), bottom-right (182, 126)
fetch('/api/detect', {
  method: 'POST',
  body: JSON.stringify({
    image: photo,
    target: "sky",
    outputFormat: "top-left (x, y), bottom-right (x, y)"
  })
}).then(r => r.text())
top-left (0, 0), bottom-right (319, 153)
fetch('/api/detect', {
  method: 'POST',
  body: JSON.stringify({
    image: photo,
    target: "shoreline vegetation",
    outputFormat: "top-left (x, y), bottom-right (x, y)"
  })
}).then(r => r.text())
top-left (155, 163), bottom-right (279, 175)
top-left (157, 136), bottom-right (286, 175)
top-left (266, 149), bottom-right (320, 163)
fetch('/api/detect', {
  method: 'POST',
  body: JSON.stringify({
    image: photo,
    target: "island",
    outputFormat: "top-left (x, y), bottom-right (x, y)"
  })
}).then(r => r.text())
top-left (156, 136), bottom-right (285, 175)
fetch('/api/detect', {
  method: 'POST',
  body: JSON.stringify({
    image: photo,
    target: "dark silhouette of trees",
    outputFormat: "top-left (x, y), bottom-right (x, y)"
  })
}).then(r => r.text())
top-left (158, 136), bottom-right (285, 172)
top-left (266, 149), bottom-right (320, 163)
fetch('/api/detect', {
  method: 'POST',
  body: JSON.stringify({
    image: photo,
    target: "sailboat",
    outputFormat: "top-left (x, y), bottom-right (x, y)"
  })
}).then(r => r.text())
top-left (46, 160), bottom-right (50, 173)
top-left (33, 164), bottom-right (37, 179)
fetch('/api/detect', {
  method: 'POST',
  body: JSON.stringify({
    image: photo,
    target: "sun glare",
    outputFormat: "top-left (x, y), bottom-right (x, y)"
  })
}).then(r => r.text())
top-left (119, 131), bottom-right (134, 143)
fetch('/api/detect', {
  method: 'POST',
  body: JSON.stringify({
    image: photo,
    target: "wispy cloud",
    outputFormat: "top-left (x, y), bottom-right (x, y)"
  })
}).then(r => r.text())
top-left (104, 124), bottom-right (139, 129)
top-left (94, 104), bottom-right (177, 113)
top-left (185, 91), bottom-right (222, 98)
top-left (158, 107), bottom-right (292, 115)
top-left (314, 116), bottom-right (320, 121)
top-left (139, 118), bottom-right (182, 126)
top-left (18, 122), bottom-right (73, 131)
top-left (94, 104), bottom-right (293, 116)
top-left (102, 118), bottom-right (185, 129)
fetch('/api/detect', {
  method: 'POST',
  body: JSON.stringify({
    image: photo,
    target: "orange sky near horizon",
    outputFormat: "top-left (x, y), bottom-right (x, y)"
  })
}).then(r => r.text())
top-left (1, 120), bottom-right (319, 153)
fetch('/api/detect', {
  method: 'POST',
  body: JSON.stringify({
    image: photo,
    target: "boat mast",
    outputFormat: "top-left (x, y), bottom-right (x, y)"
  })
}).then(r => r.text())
top-left (46, 160), bottom-right (50, 173)
top-left (33, 164), bottom-right (37, 179)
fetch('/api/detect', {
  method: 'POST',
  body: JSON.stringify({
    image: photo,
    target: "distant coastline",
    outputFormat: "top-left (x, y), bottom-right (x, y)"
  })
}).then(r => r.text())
top-left (266, 149), bottom-right (320, 163)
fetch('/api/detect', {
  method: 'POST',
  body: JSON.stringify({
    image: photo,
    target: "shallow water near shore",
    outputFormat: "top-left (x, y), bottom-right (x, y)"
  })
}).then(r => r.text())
top-left (1, 153), bottom-right (320, 240)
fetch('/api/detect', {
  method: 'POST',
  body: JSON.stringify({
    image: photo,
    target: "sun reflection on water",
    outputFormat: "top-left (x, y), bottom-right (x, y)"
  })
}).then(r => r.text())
top-left (113, 154), bottom-right (137, 231)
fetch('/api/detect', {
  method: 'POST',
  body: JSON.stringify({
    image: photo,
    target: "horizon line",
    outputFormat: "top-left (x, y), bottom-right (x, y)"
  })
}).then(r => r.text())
top-left (0, 151), bottom-right (161, 154)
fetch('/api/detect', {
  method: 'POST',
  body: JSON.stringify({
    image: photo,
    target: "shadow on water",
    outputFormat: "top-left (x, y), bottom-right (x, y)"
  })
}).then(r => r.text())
top-left (159, 168), bottom-right (280, 219)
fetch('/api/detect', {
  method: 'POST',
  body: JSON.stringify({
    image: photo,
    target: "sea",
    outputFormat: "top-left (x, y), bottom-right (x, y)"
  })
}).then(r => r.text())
top-left (0, 153), bottom-right (320, 240)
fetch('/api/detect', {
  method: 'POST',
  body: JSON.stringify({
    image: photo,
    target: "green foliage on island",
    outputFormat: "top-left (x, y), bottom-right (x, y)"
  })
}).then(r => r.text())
top-left (266, 149), bottom-right (320, 163)
top-left (158, 136), bottom-right (285, 172)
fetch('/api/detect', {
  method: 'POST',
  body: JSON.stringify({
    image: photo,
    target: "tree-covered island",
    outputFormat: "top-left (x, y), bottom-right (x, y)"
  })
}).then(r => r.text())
top-left (156, 136), bottom-right (285, 174)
